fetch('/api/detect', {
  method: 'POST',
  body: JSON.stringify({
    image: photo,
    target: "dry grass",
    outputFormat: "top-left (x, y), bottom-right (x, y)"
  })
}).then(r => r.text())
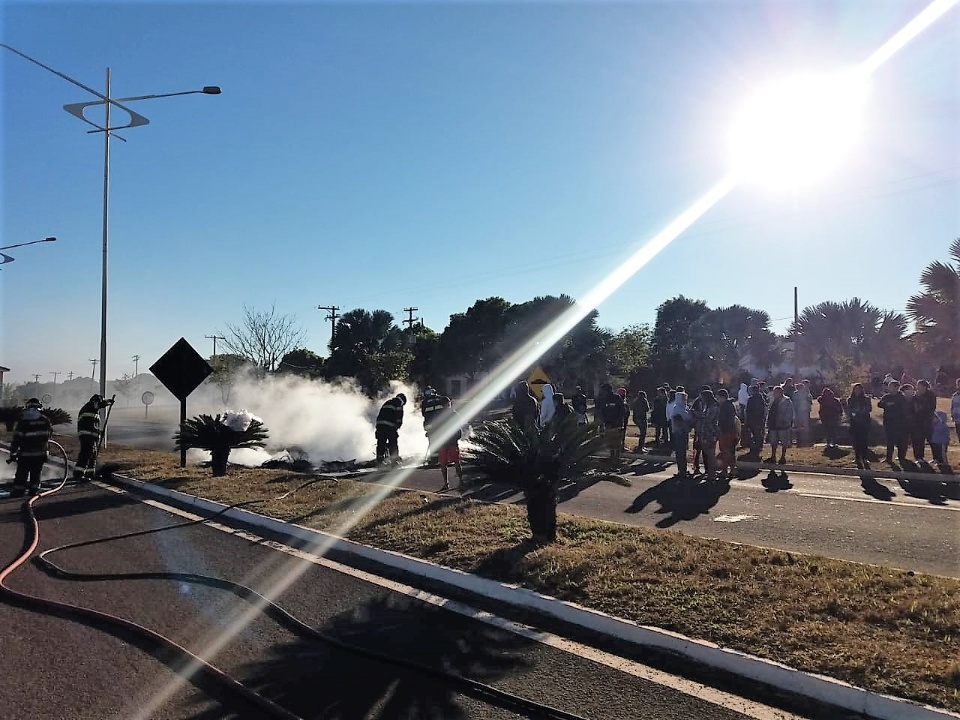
top-left (46, 442), bottom-right (960, 713)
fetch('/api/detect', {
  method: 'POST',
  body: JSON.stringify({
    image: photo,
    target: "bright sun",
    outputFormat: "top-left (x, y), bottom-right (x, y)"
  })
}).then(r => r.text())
top-left (730, 71), bottom-right (869, 189)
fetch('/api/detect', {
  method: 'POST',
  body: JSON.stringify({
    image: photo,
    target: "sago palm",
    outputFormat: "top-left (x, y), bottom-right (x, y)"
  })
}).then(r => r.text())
top-left (174, 413), bottom-right (269, 476)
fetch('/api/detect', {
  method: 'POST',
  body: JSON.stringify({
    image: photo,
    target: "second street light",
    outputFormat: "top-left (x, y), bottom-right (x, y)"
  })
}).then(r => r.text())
top-left (0, 236), bottom-right (57, 268)
top-left (0, 44), bottom-right (220, 417)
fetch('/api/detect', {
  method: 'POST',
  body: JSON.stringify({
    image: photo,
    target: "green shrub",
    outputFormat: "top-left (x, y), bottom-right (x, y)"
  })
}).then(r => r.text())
top-left (174, 412), bottom-right (269, 476)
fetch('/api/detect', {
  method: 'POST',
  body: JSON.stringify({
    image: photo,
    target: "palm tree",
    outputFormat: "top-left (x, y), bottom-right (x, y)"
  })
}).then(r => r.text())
top-left (684, 305), bottom-right (778, 383)
top-left (907, 238), bottom-right (960, 366)
top-left (175, 413), bottom-right (268, 476)
top-left (791, 299), bottom-right (910, 371)
top-left (467, 418), bottom-right (618, 542)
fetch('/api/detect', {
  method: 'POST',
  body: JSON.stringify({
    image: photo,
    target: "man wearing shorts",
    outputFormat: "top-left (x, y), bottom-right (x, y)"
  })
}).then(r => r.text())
top-left (438, 396), bottom-right (463, 491)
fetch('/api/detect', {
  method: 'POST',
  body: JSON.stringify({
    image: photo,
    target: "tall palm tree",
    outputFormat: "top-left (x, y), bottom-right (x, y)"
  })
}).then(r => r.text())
top-left (684, 305), bottom-right (778, 383)
top-left (907, 238), bottom-right (960, 366)
top-left (791, 299), bottom-right (909, 371)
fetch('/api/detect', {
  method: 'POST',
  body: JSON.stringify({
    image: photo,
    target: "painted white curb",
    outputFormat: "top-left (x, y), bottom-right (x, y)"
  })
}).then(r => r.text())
top-left (106, 472), bottom-right (959, 720)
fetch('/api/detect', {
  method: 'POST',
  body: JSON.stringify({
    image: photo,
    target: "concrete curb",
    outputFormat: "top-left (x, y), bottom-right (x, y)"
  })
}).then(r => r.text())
top-left (108, 471), bottom-right (959, 720)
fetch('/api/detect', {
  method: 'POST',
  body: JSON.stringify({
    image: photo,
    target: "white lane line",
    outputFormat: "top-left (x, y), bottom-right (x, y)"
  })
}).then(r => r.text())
top-left (95, 482), bottom-right (805, 720)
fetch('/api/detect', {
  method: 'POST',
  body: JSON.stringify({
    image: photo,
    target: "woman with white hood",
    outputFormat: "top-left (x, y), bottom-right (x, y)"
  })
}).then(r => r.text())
top-left (737, 383), bottom-right (750, 448)
top-left (539, 384), bottom-right (556, 428)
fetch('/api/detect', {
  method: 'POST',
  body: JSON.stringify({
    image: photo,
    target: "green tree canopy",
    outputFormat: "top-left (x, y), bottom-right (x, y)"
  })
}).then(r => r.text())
top-left (650, 295), bottom-right (710, 383)
top-left (907, 237), bottom-right (960, 366)
top-left (791, 298), bottom-right (910, 372)
top-left (326, 309), bottom-right (408, 394)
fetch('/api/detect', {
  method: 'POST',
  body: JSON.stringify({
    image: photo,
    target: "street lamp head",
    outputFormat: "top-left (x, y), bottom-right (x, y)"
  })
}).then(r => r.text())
top-left (44, 236), bottom-right (57, 242)
top-left (202, 86), bottom-right (222, 95)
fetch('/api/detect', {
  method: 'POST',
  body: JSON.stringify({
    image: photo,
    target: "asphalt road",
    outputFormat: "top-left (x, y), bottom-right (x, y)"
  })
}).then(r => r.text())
top-left (395, 463), bottom-right (960, 578)
top-left (1, 482), bottom-right (803, 720)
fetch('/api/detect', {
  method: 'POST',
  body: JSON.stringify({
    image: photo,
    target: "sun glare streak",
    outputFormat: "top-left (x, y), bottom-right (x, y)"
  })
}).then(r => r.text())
top-left (858, 0), bottom-right (959, 76)
top-left (139, 0), bottom-right (957, 712)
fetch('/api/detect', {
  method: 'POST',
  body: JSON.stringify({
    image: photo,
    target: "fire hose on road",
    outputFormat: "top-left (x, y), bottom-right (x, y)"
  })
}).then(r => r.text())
top-left (1, 446), bottom-right (592, 720)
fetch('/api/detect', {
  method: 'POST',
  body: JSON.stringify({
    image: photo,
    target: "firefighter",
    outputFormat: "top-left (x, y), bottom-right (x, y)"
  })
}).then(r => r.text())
top-left (8, 398), bottom-right (53, 497)
top-left (420, 387), bottom-right (446, 465)
top-left (73, 393), bottom-right (114, 482)
top-left (375, 393), bottom-right (407, 465)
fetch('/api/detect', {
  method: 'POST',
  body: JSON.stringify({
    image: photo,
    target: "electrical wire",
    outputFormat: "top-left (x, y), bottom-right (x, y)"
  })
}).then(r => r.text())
top-left (2, 450), bottom-right (591, 720)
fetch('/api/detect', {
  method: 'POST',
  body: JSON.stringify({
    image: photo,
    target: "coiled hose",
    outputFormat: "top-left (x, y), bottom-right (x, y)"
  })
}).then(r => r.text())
top-left (2, 452), bottom-right (591, 720)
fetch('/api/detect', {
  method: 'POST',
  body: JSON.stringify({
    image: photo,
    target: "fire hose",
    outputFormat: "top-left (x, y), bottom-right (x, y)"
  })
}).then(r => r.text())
top-left (2, 450), bottom-right (592, 720)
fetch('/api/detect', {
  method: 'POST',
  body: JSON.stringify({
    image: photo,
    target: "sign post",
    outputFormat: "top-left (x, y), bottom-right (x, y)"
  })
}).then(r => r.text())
top-left (149, 338), bottom-right (213, 467)
top-left (141, 391), bottom-right (154, 418)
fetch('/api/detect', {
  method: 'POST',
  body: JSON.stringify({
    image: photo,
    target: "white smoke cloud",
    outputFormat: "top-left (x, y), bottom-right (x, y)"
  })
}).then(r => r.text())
top-left (186, 372), bottom-right (428, 466)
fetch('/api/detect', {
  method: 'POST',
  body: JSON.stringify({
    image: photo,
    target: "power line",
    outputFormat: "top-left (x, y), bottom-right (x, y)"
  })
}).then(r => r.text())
top-left (205, 335), bottom-right (225, 357)
top-left (317, 305), bottom-right (339, 344)
top-left (402, 307), bottom-right (419, 330)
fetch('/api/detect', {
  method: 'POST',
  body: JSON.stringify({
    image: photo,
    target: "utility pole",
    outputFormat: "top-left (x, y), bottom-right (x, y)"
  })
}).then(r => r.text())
top-left (50, 371), bottom-right (60, 385)
top-left (402, 307), bottom-right (420, 331)
top-left (132, 354), bottom-right (140, 377)
top-left (67, 371), bottom-right (75, 381)
top-left (89, 359), bottom-right (98, 394)
top-left (793, 287), bottom-right (800, 378)
top-left (205, 335), bottom-right (225, 358)
top-left (317, 305), bottom-right (339, 345)
top-left (32, 373), bottom-right (41, 383)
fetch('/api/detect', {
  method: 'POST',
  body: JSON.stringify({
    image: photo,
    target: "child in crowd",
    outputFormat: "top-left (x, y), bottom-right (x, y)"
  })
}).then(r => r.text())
top-left (931, 410), bottom-right (950, 466)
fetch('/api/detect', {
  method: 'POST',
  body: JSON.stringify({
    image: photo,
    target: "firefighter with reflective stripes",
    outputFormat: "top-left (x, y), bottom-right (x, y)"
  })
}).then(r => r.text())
top-left (375, 393), bottom-right (406, 465)
top-left (73, 393), bottom-right (114, 482)
top-left (420, 387), bottom-right (446, 465)
top-left (8, 398), bottom-right (52, 497)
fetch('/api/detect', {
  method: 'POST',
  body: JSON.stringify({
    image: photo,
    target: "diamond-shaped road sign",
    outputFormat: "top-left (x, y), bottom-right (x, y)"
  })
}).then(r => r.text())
top-left (150, 338), bottom-right (213, 401)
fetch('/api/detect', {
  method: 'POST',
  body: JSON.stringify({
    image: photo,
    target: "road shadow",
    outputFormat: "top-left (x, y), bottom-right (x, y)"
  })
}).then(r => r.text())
top-left (463, 481), bottom-right (522, 504)
top-left (626, 459), bottom-right (672, 476)
top-left (822, 445), bottom-right (850, 460)
top-left (625, 475), bottom-right (730, 528)
top-left (860, 476), bottom-right (895, 501)
top-left (760, 470), bottom-right (792, 493)
top-left (186, 593), bottom-right (535, 720)
top-left (897, 478), bottom-right (952, 505)
top-left (30, 487), bottom-right (140, 521)
top-left (556, 475), bottom-right (602, 503)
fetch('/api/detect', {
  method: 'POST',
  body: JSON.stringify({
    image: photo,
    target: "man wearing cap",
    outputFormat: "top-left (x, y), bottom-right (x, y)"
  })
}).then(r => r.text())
top-left (73, 393), bottom-right (114, 482)
top-left (9, 398), bottom-right (52, 497)
top-left (375, 392), bottom-right (407, 466)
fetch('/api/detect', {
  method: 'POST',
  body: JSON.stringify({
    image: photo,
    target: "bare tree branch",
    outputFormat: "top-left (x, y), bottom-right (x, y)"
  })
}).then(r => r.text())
top-left (220, 304), bottom-right (306, 372)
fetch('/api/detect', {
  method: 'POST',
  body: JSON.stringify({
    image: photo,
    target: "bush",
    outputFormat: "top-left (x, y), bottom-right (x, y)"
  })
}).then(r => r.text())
top-left (42, 408), bottom-right (72, 426)
top-left (174, 412), bottom-right (269, 476)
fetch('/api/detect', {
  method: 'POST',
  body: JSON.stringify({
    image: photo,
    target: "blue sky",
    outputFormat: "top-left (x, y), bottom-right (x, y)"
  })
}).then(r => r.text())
top-left (1, 0), bottom-right (957, 384)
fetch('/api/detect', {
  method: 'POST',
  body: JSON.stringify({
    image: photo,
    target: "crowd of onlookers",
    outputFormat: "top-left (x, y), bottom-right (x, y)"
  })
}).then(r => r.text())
top-left (511, 373), bottom-right (959, 481)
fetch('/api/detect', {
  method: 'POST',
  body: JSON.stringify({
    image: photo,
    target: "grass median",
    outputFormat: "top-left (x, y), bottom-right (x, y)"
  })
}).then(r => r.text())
top-left (69, 442), bottom-right (960, 714)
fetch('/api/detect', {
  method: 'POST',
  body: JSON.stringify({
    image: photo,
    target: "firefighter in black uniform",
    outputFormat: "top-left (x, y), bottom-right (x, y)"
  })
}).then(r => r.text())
top-left (420, 387), bottom-right (446, 466)
top-left (73, 393), bottom-right (114, 482)
top-left (8, 398), bottom-right (53, 497)
top-left (375, 393), bottom-right (407, 465)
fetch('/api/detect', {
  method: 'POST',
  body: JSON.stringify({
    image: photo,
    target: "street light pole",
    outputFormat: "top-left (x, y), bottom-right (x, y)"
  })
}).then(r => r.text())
top-left (1, 44), bottom-right (220, 440)
top-left (100, 68), bottom-right (111, 401)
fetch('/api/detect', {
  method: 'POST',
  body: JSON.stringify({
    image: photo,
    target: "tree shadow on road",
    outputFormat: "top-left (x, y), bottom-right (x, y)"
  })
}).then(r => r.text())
top-left (760, 470), bottom-right (792, 493)
top-left (626, 459), bottom-right (672, 476)
top-left (30, 487), bottom-right (140, 522)
top-left (897, 477), bottom-right (952, 505)
top-left (625, 475), bottom-right (730, 528)
top-left (860, 476), bottom-right (895, 501)
top-left (186, 593), bottom-right (535, 720)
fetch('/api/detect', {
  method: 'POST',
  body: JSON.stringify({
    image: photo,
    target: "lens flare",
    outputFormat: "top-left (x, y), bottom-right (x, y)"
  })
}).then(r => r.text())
top-left (137, 0), bottom-right (958, 713)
